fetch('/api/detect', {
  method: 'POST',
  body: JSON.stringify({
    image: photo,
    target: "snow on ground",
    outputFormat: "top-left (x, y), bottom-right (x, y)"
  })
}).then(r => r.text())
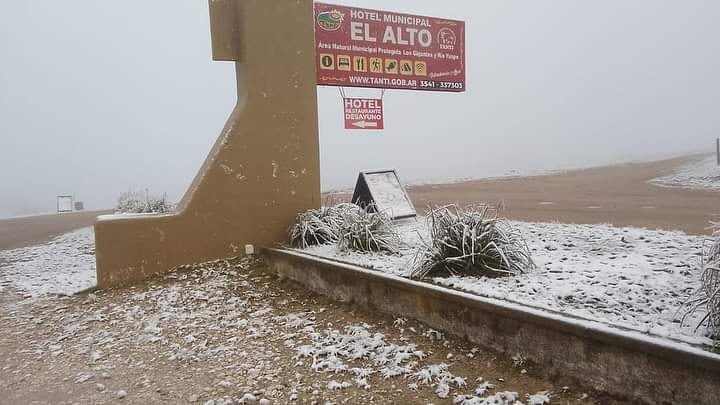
top-left (0, 227), bottom-right (96, 297)
top-left (0, 220), bottom-right (703, 401)
top-left (1, 258), bottom-right (561, 404)
top-left (302, 218), bottom-right (713, 348)
top-left (650, 155), bottom-right (720, 192)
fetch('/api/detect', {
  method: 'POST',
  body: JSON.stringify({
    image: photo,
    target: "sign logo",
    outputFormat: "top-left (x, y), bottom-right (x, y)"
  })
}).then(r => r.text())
top-left (353, 56), bottom-right (367, 72)
top-left (384, 59), bottom-right (398, 74)
top-left (414, 61), bottom-right (427, 76)
top-left (320, 54), bottom-right (335, 70)
top-left (337, 55), bottom-right (351, 71)
top-left (438, 28), bottom-right (457, 50)
top-left (317, 10), bottom-right (345, 31)
top-left (399, 60), bottom-right (414, 76)
top-left (369, 58), bottom-right (383, 73)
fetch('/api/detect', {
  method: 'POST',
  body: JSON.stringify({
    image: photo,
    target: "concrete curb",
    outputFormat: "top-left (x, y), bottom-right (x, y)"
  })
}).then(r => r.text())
top-left (264, 248), bottom-right (720, 405)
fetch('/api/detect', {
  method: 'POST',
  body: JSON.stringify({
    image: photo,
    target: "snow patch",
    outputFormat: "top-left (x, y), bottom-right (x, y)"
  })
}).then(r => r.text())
top-left (0, 227), bottom-right (96, 297)
top-left (301, 218), bottom-right (713, 348)
top-left (651, 156), bottom-right (720, 192)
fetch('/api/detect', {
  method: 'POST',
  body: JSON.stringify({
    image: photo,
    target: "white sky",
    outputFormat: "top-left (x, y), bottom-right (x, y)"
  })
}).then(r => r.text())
top-left (1, 1), bottom-right (718, 217)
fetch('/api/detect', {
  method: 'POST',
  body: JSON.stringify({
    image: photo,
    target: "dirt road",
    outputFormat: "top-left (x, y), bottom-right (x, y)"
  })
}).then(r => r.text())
top-left (404, 155), bottom-right (718, 235)
top-left (0, 210), bottom-right (110, 250)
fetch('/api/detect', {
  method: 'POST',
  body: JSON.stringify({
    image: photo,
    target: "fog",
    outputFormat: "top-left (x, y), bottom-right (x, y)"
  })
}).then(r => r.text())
top-left (1, 1), bottom-right (718, 218)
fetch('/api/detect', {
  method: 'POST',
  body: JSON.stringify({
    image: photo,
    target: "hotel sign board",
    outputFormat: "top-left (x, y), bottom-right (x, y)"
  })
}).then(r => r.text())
top-left (343, 98), bottom-right (384, 129)
top-left (315, 3), bottom-right (466, 92)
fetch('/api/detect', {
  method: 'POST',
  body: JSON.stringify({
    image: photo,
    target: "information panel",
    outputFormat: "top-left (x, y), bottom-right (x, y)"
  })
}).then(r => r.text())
top-left (315, 3), bottom-right (465, 92)
top-left (351, 169), bottom-right (416, 219)
top-left (57, 195), bottom-right (73, 213)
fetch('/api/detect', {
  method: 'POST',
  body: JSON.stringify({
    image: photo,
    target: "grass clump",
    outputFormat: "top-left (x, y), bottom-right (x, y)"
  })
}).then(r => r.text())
top-left (411, 204), bottom-right (534, 280)
top-left (116, 190), bottom-right (173, 214)
top-left (289, 202), bottom-right (400, 254)
top-left (337, 206), bottom-right (401, 254)
top-left (288, 204), bottom-right (359, 249)
top-left (682, 222), bottom-right (720, 341)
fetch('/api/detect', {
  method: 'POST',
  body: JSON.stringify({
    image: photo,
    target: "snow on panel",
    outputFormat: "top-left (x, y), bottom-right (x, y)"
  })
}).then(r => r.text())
top-left (363, 170), bottom-right (416, 218)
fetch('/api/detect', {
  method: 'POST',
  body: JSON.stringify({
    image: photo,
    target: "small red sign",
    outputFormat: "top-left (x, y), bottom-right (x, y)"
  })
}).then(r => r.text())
top-left (344, 98), bottom-right (384, 130)
top-left (315, 3), bottom-right (465, 92)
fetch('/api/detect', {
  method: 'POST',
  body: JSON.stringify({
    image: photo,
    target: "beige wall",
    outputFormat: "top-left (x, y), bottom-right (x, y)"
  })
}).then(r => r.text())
top-left (95, 0), bottom-right (320, 288)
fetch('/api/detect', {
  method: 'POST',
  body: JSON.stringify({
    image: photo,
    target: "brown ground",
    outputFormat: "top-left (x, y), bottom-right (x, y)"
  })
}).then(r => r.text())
top-left (407, 155), bottom-right (718, 235)
top-left (0, 210), bottom-right (111, 250)
top-left (327, 154), bottom-right (716, 235)
top-left (0, 259), bottom-right (621, 404)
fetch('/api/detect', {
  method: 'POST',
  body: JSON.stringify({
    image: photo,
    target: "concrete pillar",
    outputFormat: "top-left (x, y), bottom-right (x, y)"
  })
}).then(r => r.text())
top-left (94, 0), bottom-right (320, 288)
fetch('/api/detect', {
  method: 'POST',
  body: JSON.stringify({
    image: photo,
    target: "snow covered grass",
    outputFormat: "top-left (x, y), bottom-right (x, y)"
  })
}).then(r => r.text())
top-left (411, 205), bottom-right (533, 280)
top-left (289, 203), bottom-right (400, 254)
top-left (682, 223), bottom-right (720, 341)
top-left (337, 206), bottom-right (401, 254)
top-left (650, 155), bottom-right (720, 192)
top-left (288, 205), bottom-right (346, 248)
top-left (0, 227), bottom-right (96, 298)
top-left (302, 218), bottom-right (713, 348)
top-left (116, 190), bottom-right (174, 214)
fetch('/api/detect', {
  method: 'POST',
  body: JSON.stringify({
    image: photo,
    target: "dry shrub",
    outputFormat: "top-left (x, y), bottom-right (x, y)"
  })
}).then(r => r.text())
top-left (411, 204), bottom-right (534, 280)
top-left (682, 222), bottom-right (720, 341)
top-left (288, 202), bottom-right (400, 253)
top-left (337, 206), bottom-right (401, 254)
top-left (116, 190), bottom-right (173, 214)
top-left (288, 204), bottom-right (360, 249)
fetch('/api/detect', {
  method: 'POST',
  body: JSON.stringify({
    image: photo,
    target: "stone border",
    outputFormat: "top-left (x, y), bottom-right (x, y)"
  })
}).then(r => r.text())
top-left (264, 248), bottom-right (720, 405)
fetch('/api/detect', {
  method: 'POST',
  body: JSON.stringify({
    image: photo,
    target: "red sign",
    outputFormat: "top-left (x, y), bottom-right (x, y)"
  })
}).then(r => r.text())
top-left (315, 3), bottom-right (465, 92)
top-left (344, 98), bottom-right (384, 130)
